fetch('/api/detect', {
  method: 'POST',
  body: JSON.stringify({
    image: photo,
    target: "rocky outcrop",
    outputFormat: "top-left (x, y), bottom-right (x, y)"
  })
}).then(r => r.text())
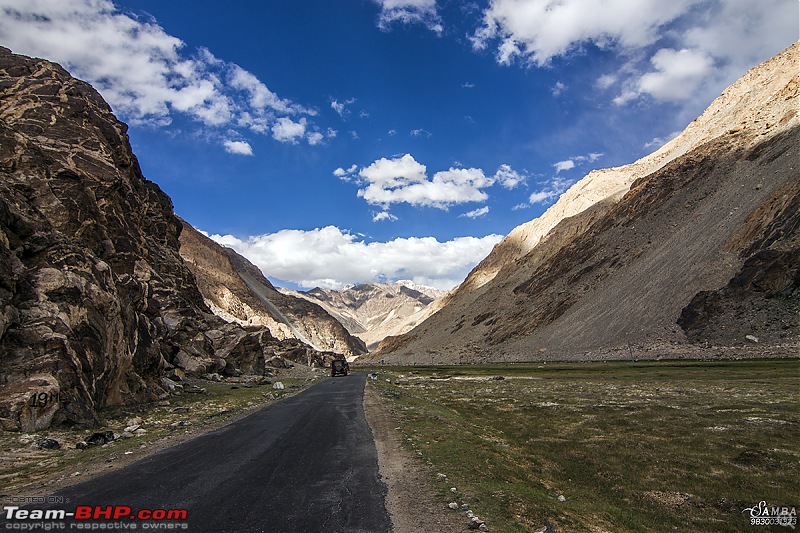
top-left (0, 48), bottom-right (331, 431)
top-left (179, 222), bottom-right (367, 357)
top-left (375, 42), bottom-right (799, 363)
top-left (283, 282), bottom-right (447, 350)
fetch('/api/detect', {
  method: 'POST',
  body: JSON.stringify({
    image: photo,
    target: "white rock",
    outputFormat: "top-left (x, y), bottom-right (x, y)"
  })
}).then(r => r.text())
top-left (558, 494), bottom-right (566, 502)
top-left (273, 382), bottom-right (285, 390)
top-left (448, 502), bottom-right (459, 510)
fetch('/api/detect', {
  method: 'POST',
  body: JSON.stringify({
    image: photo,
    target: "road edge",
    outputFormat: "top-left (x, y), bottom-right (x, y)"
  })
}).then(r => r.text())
top-left (362, 379), bottom-right (469, 533)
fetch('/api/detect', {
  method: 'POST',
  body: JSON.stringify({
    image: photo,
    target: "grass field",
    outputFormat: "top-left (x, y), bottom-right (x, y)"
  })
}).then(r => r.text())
top-left (367, 359), bottom-right (799, 532)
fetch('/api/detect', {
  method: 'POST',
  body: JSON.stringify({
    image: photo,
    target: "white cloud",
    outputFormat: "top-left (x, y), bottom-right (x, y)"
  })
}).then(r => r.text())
top-left (551, 81), bottom-right (567, 96)
top-left (307, 131), bottom-right (324, 145)
top-left (331, 98), bottom-right (356, 118)
top-left (460, 206), bottom-right (490, 219)
top-left (636, 48), bottom-right (714, 102)
top-left (410, 128), bottom-right (432, 137)
top-left (271, 117), bottom-right (308, 144)
top-left (473, 0), bottom-right (693, 65)
top-left (373, 0), bottom-right (443, 34)
top-left (554, 152), bottom-right (604, 173)
top-left (356, 154), bottom-right (496, 209)
top-left (493, 164), bottom-right (527, 189)
top-left (331, 100), bottom-right (346, 116)
top-left (644, 130), bottom-right (681, 150)
top-left (350, 156), bottom-right (527, 209)
top-left (595, 74), bottom-right (616, 90)
top-left (0, 0), bottom-right (316, 150)
top-left (553, 160), bottom-right (575, 173)
top-left (472, 0), bottom-right (798, 110)
top-left (529, 176), bottom-right (573, 205)
top-left (373, 211), bottom-right (399, 222)
top-left (209, 226), bottom-right (503, 290)
top-left (223, 140), bottom-right (253, 156)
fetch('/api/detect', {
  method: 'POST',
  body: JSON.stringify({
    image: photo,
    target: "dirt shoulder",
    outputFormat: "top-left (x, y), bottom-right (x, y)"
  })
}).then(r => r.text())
top-left (363, 380), bottom-right (469, 533)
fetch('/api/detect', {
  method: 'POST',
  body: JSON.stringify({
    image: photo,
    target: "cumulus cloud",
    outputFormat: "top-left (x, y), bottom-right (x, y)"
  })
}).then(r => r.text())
top-left (271, 117), bottom-right (307, 143)
top-left (223, 140), bottom-right (254, 156)
top-left (494, 164), bottom-right (527, 189)
top-left (554, 160), bottom-right (575, 173)
top-left (460, 206), bottom-right (490, 219)
top-left (341, 155), bottom-right (527, 209)
top-left (373, 0), bottom-right (443, 34)
top-left (529, 176), bottom-right (573, 205)
top-left (307, 131), bottom-right (325, 146)
top-left (356, 154), bottom-right (495, 209)
top-left (372, 211), bottom-right (399, 222)
top-left (209, 226), bottom-right (503, 290)
top-left (0, 0), bottom-right (316, 150)
top-left (554, 152), bottom-right (603, 173)
top-left (636, 48), bottom-right (714, 102)
top-left (472, 0), bottom-right (798, 109)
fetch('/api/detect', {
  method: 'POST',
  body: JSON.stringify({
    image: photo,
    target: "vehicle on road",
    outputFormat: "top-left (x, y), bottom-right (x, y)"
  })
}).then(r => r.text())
top-left (331, 359), bottom-right (349, 377)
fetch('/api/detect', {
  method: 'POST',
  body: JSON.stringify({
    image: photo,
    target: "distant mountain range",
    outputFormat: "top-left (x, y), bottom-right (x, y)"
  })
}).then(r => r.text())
top-left (281, 282), bottom-right (447, 351)
top-left (179, 222), bottom-right (367, 357)
top-left (374, 42), bottom-right (799, 363)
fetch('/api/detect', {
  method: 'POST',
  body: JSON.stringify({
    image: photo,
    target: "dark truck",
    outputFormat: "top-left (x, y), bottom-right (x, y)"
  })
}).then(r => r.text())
top-left (331, 359), bottom-right (349, 377)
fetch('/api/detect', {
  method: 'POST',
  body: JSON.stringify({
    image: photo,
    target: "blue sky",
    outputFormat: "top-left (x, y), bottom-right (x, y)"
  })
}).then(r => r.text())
top-left (1, 0), bottom-right (797, 289)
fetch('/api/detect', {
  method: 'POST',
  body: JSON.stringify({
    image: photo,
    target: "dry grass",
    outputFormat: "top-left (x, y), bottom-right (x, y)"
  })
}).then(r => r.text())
top-left (368, 359), bottom-right (799, 532)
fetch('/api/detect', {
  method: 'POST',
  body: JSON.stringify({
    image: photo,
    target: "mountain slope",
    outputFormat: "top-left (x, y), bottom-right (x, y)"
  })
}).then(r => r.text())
top-left (0, 48), bottom-right (330, 431)
top-left (376, 42), bottom-right (799, 363)
top-left (179, 222), bottom-right (367, 356)
top-left (282, 282), bottom-right (447, 350)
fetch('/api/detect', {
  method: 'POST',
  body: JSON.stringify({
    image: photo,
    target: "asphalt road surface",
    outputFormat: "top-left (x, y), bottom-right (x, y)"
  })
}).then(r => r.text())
top-left (27, 373), bottom-right (392, 532)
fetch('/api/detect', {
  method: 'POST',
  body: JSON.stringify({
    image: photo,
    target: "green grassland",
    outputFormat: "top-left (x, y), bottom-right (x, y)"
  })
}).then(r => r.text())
top-left (367, 359), bottom-right (799, 532)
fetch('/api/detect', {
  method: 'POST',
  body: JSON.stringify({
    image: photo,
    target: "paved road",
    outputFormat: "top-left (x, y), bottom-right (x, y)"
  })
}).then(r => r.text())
top-left (35, 374), bottom-right (391, 532)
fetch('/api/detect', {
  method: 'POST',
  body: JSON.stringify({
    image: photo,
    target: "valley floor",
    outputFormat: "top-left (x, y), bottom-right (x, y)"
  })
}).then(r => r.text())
top-left (364, 358), bottom-right (799, 532)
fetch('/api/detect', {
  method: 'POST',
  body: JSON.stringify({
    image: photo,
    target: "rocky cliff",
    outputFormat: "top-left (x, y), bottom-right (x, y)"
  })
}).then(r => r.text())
top-left (375, 42), bottom-right (799, 363)
top-left (0, 48), bottom-right (331, 431)
top-left (282, 282), bottom-right (447, 350)
top-left (179, 222), bottom-right (367, 357)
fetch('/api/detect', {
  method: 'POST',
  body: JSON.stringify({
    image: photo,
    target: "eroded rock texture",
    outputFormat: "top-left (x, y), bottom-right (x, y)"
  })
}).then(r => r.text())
top-left (0, 48), bottom-right (330, 431)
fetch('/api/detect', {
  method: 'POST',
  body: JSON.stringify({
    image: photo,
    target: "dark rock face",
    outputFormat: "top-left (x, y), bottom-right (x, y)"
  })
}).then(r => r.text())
top-left (678, 180), bottom-right (800, 344)
top-left (0, 48), bottom-right (329, 431)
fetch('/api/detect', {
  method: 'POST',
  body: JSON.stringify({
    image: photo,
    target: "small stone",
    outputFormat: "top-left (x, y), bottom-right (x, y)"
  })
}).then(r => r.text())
top-left (461, 504), bottom-right (470, 511)
top-left (436, 473), bottom-right (447, 481)
top-left (37, 438), bottom-right (60, 449)
top-left (450, 487), bottom-right (458, 493)
top-left (273, 382), bottom-right (285, 390)
top-left (558, 494), bottom-right (566, 502)
top-left (448, 502), bottom-right (459, 510)
top-left (479, 524), bottom-right (489, 532)
top-left (745, 334), bottom-right (759, 343)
